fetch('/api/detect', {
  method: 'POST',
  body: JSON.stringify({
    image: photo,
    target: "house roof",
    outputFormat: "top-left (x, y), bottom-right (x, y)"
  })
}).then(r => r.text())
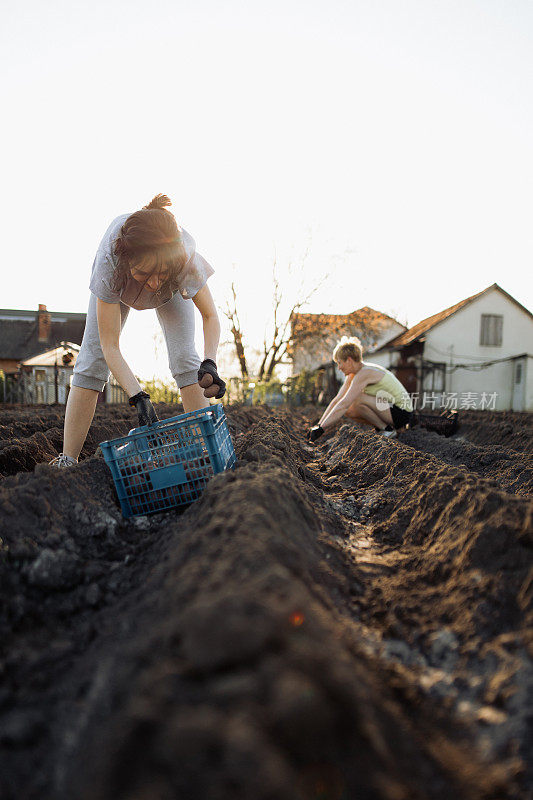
top-left (375, 283), bottom-right (533, 351)
top-left (21, 342), bottom-right (81, 368)
top-left (0, 307), bottom-right (86, 361)
top-left (290, 306), bottom-right (404, 340)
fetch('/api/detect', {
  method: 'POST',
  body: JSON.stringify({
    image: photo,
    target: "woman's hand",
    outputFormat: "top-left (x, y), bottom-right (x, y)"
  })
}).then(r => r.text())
top-left (192, 284), bottom-right (225, 398)
top-left (129, 391), bottom-right (159, 426)
top-left (198, 359), bottom-right (226, 399)
top-left (308, 424), bottom-right (324, 443)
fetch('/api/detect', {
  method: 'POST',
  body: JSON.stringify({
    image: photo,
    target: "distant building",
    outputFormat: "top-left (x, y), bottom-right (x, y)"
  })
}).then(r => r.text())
top-left (19, 342), bottom-right (80, 404)
top-left (287, 306), bottom-right (407, 405)
top-left (0, 304), bottom-right (86, 375)
top-left (0, 305), bottom-right (86, 404)
top-left (289, 306), bottom-right (406, 376)
top-left (370, 283), bottom-right (533, 412)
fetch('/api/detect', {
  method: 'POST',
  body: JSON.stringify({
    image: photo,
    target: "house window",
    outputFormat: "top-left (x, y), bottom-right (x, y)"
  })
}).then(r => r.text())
top-left (480, 314), bottom-right (503, 346)
top-left (34, 368), bottom-right (47, 404)
top-left (421, 362), bottom-right (446, 393)
top-left (515, 362), bottom-right (522, 384)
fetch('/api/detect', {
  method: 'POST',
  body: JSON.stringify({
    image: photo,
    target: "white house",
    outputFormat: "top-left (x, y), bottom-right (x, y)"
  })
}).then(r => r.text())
top-left (370, 284), bottom-right (533, 412)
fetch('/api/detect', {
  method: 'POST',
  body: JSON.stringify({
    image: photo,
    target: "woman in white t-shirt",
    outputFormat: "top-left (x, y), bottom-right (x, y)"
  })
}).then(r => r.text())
top-left (50, 194), bottom-right (225, 467)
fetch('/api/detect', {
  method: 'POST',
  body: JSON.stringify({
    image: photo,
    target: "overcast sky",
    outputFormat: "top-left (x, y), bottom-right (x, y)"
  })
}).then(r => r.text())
top-left (1, 0), bottom-right (532, 380)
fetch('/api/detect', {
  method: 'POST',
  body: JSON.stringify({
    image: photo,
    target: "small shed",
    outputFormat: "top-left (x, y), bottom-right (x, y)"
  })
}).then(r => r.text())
top-left (0, 304), bottom-right (86, 375)
top-left (19, 342), bottom-right (80, 404)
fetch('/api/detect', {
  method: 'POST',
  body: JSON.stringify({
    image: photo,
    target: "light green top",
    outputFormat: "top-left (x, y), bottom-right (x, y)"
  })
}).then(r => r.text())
top-left (362, 363), bottom-right (413, 411)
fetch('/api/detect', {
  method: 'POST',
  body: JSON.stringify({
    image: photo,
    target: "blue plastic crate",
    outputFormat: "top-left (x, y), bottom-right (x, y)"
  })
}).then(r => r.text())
top-left (100, 404), bottom-right (236, 518)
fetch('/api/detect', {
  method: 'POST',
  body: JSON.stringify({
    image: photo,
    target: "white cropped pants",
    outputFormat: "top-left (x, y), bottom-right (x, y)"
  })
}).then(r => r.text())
top-left (72, 292), bottom-right (201, 392)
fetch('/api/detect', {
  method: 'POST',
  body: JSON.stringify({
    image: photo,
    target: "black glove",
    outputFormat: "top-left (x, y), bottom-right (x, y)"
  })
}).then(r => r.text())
top-left (129, 391), bottom-right (159, 426)
top-left (197, 359), bottom-right (226, 399)
top-left (308, 424), bottom-right (324, 443)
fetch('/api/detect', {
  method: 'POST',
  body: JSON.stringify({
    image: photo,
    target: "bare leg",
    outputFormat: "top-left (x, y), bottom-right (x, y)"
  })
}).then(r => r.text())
top-left (360, 395), bottom-right (394, 427)
top-left (343, 408), bottom-right (374, 428)
top-left (180, 382), bottom-right (210, 412)
top-left (346, 402), bottom-right (386, 429)
top-left (63, 386), bottom-right (99, 460)
top-left (346, 395), bottom-right (393, 430)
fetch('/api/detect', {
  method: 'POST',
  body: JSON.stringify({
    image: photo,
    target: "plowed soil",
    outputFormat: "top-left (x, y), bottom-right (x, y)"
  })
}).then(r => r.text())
top-left (0, 404), bottom-right (532, 800)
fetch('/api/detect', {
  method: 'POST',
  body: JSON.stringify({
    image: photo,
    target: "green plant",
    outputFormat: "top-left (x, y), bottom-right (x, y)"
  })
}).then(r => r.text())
top-left (252, 378), bottom-right (285, 405)
top-left (285, 369), bottom-right (320, 406)
top-left (140, 378), bottom-right (180, 404)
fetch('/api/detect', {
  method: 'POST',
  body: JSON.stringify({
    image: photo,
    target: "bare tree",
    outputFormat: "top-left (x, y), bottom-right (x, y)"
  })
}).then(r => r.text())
top-left (222, 237), bottom-right (337, 383)
top-left (258, 246), bottom-right (328, 380)
top-left (223, 281), bottom-right (249, 379)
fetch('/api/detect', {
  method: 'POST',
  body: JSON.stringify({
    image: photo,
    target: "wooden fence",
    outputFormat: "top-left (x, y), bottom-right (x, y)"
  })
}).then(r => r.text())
top-left (0, 372), bottom-right (70, 404)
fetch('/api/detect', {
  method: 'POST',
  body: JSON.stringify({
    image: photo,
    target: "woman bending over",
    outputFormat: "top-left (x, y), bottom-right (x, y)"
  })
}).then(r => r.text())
top-left (50, 194), bottom-right (225, 467)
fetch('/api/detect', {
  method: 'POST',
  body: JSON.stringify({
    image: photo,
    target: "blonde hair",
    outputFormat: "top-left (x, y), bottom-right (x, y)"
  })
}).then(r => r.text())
top-left (333, 336), bottom-right (363, 363)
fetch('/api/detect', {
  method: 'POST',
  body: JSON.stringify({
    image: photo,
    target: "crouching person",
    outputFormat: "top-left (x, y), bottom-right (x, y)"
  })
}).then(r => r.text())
top-left (308, 338), bottom-right (413, 443)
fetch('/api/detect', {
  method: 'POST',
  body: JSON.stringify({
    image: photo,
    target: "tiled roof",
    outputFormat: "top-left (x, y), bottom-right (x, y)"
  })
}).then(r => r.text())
top-left (290, 306), bottom-right (403, 339)
top-left (0, 308), bottom-right (86, 361)
top-left (375, 283), bottom-right (530, 351)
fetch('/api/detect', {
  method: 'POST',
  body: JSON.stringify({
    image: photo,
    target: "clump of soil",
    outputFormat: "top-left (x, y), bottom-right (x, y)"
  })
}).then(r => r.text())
top-left (458, 410), bottom-right (533, 454)
top-left (0, 403), bottom-right (531, 799)
top-left (401, 427), bottom-right (532, 495)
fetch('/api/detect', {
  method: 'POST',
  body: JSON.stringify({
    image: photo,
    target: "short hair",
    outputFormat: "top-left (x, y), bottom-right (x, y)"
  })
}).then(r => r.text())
top-left (333, 337), bottom-right (363, 363)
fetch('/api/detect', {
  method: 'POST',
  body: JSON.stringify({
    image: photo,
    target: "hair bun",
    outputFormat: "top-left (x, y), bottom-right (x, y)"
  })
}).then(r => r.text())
top-left (144, 194), bottom-right (172, 210)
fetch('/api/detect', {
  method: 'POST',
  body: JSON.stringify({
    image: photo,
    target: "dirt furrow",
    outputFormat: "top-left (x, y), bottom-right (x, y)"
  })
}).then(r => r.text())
top-left (400, 428), bottom-right (533, 496)
top-left (305, 419), bottom-right (533, 789)
top-left (0, 405), bottom-right (531, 800)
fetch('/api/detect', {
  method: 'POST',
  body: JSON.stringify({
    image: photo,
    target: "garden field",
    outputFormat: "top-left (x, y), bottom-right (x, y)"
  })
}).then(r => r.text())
top-left (0, 404), bottom-right (532, 799)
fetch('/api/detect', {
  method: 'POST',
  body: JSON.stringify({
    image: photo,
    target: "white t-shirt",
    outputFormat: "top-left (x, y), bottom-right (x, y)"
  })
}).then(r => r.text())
top-left (89, 213), bottom-right (214, 310)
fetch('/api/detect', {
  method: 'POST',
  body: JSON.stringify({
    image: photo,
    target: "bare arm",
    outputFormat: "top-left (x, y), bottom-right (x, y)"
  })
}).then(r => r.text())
top-left (320, 369), bottom-right (374, 429)
top-left (318, 375), bottom-right (353, 426)
top-left (96, 299), bottom-right (141, 398)
top-left (192, 284), bottom-right (220, 361)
